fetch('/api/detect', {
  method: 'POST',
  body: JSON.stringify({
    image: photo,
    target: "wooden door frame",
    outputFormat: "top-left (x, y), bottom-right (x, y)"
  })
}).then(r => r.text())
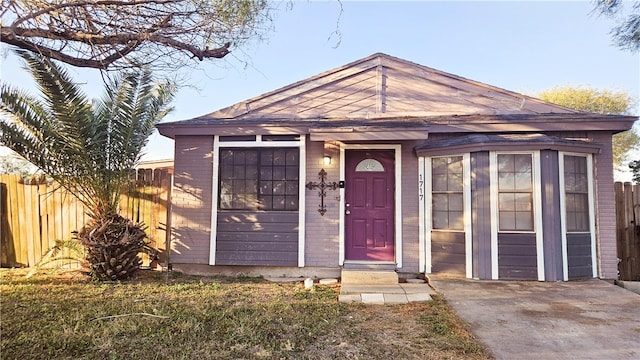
top-left (338, 144), bottom-right (403, 268)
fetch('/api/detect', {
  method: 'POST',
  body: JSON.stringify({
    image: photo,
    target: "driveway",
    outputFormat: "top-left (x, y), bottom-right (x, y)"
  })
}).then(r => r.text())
top-left (430, 277), bottom-right (640, 360)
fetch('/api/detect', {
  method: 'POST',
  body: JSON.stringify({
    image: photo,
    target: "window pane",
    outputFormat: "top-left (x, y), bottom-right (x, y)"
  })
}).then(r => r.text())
top-left (432, 158), bottom-right (447, 174)
top-left (261, 151), bottom-right (273, 165)
top-left (448, 194), bottom-right (463, 212)
top-left (499, 212), bottom-right (516, 231)
top-left (564, 155), bottom-right (589, 232)
top-left (260, 167), bottom-right (272, 180)
top-left (514, 193), bottom-right (532, 211)
top-left (448, 172), bottom-right (463, 191)
top-left (498, 172), bottom-right (514, 191)
top-left (273, 180), bottom-right (285, 195)
top-left (286, 195), bottom-right (299, 210)
top-left (514, 154), bottom-right (532, 173)
top-left (498, 193), bottom-right (515, 211)
top-left (448, 157), bottom-right (463, 172)
top-left (432, 193), bottom-right (448, 212)
top-left (286, 166), bottom-right (298, 180)
top-left (498, 154), bottom-right (514, 172)
top-left (432, 174), bottom-right (448, 191)
top-left (515, 212), bottom-right (533, 230)
top-left (514, 170), bottom-right (532, 191)
top-left (448, 211), bottom-right (464, 230)
top-left (246, 151), bottom-right (258, 165)
top-left (433, 211), bottom-right (449, 229)
top-left (497, 153), bottom-right (534, 232)
top-left (273, 149), bottom-right (286, 166)
top-left (260, 180), bottom-right (272, 195)
top-left (431, 156), bottom-right (465, 230)
top-left (273, 167), bottom-right (286, 181)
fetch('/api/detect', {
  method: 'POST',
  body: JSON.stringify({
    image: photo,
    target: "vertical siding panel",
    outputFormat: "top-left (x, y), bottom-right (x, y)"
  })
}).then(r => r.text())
top-left (471, 151), bottom-right (492, 279)
top-left (401, 141), bottom-right (420, 272)
top-left (170, 136), bottom-right (213, 264)
top-left (591, 132), bottom-right (617, 279)
top-left (540, 150), bottom-right (563, 281)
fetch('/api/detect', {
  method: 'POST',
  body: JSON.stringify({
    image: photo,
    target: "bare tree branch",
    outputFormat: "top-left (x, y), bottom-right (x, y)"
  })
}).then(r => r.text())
top-left (1, 0), bottom-right (272, 70)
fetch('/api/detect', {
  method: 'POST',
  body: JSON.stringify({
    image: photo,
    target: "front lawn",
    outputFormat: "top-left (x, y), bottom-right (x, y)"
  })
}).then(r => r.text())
top-left (0, 269), bottom-right (489, 359)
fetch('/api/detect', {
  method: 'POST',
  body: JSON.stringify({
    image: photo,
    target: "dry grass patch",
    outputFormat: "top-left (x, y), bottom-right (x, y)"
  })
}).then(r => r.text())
top-left (1, 269), bottom-right (490, 359)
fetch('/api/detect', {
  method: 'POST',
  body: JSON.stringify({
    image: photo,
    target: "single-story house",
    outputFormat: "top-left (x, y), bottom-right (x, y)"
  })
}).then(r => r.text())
top-left (157, 53), bottom-right (636, 281)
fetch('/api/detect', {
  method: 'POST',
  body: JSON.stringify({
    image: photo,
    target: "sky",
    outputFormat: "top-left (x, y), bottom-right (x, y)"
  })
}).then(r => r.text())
top-left (1, 0), bottom-right (639, 168)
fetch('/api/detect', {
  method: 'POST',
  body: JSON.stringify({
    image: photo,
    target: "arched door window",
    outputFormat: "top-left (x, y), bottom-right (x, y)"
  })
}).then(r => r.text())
top-left (355, 158), bottom-right (385, 172)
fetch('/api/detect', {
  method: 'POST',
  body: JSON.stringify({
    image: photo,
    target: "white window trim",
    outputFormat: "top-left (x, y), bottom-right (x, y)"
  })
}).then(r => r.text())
top-left (418, 157), bottom-right (426, 273)
top-left (422, 154), bottom-right (472, 278)
top-left (489, 151), bottom-right (544, 280)
top-left (559, 152), bottom-right (596, 280)
top-left (209, 135), bottom-right (306, 266)
top-left (339, 144), bottom-right (402, 268)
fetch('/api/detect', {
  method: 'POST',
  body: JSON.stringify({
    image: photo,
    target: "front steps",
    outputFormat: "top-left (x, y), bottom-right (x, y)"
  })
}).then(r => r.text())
top-left (338, 262), bottom-right (433, 304)
top-left (341, 269), bottom-right (399, 285)
top-left (341, 261), bottom-right (399, 285)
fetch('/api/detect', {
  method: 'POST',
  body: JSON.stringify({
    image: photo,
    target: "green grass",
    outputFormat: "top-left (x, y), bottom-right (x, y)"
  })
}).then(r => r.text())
top-left (1, 269), bottom-right (490, 360)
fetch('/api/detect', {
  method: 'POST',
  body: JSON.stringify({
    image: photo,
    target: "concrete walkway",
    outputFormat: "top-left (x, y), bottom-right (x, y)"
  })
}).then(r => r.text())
top-left (339, 283), bottom-right (436, 304)
top-left (430, 277), bottom-right (640, 360)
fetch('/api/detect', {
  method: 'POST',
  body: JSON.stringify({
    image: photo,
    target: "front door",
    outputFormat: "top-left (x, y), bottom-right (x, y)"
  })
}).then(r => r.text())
top-left (344, 149), bottom-right (395, 261)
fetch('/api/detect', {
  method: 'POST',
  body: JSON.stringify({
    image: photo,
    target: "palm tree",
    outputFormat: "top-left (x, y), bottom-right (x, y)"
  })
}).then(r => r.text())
top-left (0, 51), bottom-right (174, 280)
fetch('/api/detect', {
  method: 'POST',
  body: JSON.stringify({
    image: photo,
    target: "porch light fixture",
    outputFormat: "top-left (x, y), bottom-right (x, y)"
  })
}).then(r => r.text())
top-left (323, 155), bottom-right (332, 165)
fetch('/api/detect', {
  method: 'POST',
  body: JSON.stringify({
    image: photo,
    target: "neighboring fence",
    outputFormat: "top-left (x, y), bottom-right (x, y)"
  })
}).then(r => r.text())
top-left (0, 169), bottom-right (172, 268)
top-left (615, 182), bottom-right (640, 281)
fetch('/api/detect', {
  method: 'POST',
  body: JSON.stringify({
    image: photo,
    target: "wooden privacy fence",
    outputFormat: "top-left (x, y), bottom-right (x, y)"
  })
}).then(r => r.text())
top-left (0, 169), bottom-right (172, 268)
top-left (615, 182), bottom-right (640, 281)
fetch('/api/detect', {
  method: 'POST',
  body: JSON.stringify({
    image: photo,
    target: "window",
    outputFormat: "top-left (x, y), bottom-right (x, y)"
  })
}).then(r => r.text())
top-left (219, 148), bottom-right (299, 211)
top-left (497, 154), bottom-right (533, 231)
top-left (564, 155), bottom-right (589, 232)
top-left (355, 158), bottom-right (384, 172)
top-left (431, 156), bottom-right (464, 230)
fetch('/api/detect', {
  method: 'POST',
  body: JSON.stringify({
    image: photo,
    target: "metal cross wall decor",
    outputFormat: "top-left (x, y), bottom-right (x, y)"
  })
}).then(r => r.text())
top-left (305, 169), bottom-right (338, 216)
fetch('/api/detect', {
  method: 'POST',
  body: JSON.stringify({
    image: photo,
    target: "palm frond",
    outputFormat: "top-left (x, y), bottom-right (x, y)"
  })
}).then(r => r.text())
top-left (2, 51), bottom-right (174, 219)
top-left (26, 239), bottom-right (86, 278)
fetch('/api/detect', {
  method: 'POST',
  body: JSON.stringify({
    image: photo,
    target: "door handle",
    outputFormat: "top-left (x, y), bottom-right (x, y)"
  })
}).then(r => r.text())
top-left (345, 210), bottom-right (351, 215)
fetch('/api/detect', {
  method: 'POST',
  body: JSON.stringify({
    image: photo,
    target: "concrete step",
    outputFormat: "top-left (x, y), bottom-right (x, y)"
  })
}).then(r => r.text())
top-left (341, 269), bottom-right (399, 285)
top-left (342, 261), bottom-right (396, 271)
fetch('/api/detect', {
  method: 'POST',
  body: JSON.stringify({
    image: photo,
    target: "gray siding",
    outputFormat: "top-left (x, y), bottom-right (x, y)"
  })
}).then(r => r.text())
top-left (540, 150), bottom-right (563, 281)
top-left (471, 151), bottom-right (492, 279)
top-left (567, 233), bottom-right (593, 279)
top-left (498, 233), bottom-right (538, 280)
top-left (590, 131), bottom-right (617, 279)
top-left (170, 136), bottom-right (214, 264)
top-left (400, 141), bottom-right (421, 272)
top-left (216, 211), bottom-right (298, 266)
top-left (304, 138), bottom-right (340, 267)
top-left (431, 231), bottom-right (465, 276)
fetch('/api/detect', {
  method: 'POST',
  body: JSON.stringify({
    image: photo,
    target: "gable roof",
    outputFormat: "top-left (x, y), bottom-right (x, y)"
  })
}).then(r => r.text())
top-left (204, 53), bottom-right (580, 120)
top-left (158, 53), bottom-right (636, 138)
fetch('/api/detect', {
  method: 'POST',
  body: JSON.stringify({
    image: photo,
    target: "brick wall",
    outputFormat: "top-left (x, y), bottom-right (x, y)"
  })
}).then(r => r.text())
top-left (170, 136), bottom-right (214, 264)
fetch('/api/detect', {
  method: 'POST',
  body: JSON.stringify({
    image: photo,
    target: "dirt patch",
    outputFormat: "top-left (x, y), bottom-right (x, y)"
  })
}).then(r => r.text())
top-left (519, 301), bottom-right (608, 325)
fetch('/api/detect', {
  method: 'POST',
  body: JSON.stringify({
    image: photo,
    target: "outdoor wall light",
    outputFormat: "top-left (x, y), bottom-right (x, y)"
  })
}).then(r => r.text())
top-left (323, 155), bottom-right (332, 165)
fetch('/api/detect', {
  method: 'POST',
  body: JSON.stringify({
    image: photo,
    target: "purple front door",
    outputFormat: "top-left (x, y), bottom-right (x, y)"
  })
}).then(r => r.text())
top-left (344, 150), bottom-right (395, 261)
